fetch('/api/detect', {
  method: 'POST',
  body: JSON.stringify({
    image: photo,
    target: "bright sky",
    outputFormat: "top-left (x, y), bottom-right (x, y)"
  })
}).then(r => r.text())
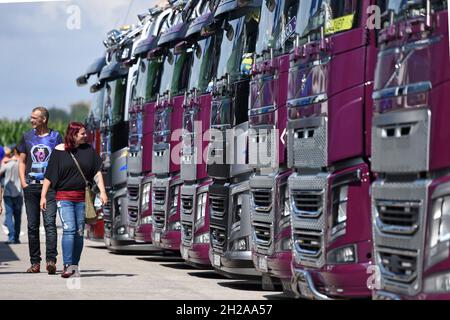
top-left (0, 0), bottom-right (162, 120)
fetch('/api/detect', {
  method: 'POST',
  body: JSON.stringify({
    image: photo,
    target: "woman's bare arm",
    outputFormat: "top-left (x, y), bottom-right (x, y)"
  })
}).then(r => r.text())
top-left (95, 171), bottom-right (108, 205)
top-left (40, 178), bottom-right (52, 211)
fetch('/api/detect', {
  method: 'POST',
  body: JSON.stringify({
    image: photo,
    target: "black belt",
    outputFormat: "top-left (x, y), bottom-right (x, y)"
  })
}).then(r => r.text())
top-left (28, 180), bottom-right (44, 185)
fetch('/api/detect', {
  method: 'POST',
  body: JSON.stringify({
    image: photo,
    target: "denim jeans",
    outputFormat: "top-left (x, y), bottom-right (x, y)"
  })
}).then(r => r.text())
top-left (4, 196), bottom-right (23, 242)
top-left (57, 201), bottom-right (85, 266)
top-left (23, 184), bottom-right (58, 264)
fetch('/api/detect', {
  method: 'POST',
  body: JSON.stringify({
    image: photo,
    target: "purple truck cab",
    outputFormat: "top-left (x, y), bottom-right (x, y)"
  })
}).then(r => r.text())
top-left (372, 0), bottom-right (450, 300)
top-left (248, 0), bottom-right (298, 292)
top-left (287, 0), bottom-right (377, 299)
top-left (207, 0), bottom-right (263, 279)
top-left (150, 88), bottom-right (184, 252)
top-left (125, 8), bottom-right (176, 250)
top-left (180, 4), bottom-right (219, 267)
top-left (150, 5), bottom-right (197, 252)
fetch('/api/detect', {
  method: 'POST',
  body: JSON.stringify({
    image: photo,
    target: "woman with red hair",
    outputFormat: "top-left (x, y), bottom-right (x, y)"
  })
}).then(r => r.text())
top-left (40, 122), bottom-right (108, 278)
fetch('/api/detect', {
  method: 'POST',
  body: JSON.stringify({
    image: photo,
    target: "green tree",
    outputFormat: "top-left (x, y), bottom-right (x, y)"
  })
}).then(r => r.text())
top-left (48, 106), bottom-right (70, 123)
top-left (70, 101), bottom-right (90, 122)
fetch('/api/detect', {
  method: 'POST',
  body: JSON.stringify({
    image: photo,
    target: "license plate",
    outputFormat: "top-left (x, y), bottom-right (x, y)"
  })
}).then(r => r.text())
top-left (258, 256), bottom-right (268, 273)
top-left (298, 280), bottom-right (314, 299)
top-left (128, 227), bottom-right (135, 239)
top-left (182, 247), bottom-right (189, 260)
top-left (154, 232), bottom-right (161, 243)
top-left (213, 254), bottom-right (221, 267)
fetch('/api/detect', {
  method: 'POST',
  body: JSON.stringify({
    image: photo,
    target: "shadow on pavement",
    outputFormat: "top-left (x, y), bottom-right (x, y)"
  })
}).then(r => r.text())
top-left (217, 280), bottom-right (266, 292)
top-left (188, 271), bottom-right (229, 280)
top-left (85, 245), bottom-right (108, 250)
top-left (137, 256), bottom-right (184, 263)
top-left (264, 292), bottom-right (296, 300)
top-left (0, 243), bottom-right (20, 264)
top-left (160, 263), bottom-right (197, 270)
top-left (79, 273), bottom-right (136, 278)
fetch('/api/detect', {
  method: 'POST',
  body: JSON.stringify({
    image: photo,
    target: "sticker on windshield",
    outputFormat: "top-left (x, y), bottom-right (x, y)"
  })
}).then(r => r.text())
top-left (325, 13), bottom-right (355, 35)
top-left (277, 16), bottom-right (297, 49)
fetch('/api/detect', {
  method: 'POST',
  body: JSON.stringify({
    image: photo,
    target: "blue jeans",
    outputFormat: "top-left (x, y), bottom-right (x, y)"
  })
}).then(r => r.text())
top-left (57, 201), bottom-right (85, 266)
top-left (4, 196), bottom-right (23, 242)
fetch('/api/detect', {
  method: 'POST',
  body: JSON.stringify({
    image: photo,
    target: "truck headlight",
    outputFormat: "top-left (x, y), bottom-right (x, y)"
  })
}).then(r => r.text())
top-left (117, 226), bottom-right (126, 235)
top-left (282, 187), bottom-right (291, 217)
top-left (429, 197), bottom-right (450, 248)
top-left (169, 221), bottom-right (181, 231)
top-left (427, 196), bottom-right (450, 268)
top-left (281, 238), bottom-right (293, 251)
top-left (169, 185), bottom-right (180, 216)
top-left (327, 245), bottom-right (356, 264)
top-left (141, 183), bottom-right (151, 212)
top-left (232, 238), bottom-right (248, 251)
top-left (195, 233), bottom-right (210, 244)
top-left (424, 272), bottom-right (450, 293)
top-left (140, 215), bottom-right (153, 225)
top-left (196, 193), bottom-right (207, 223)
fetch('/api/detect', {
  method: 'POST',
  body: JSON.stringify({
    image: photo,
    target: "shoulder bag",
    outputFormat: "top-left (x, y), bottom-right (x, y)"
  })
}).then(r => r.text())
top-left (69, 152), bottom-right (98, 225)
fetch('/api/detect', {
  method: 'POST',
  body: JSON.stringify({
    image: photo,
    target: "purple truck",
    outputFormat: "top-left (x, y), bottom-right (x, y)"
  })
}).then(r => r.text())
top-left (287, 0), bottom-right (377, 299)
top-left (248, 0), bottom-right (297, 292)
top-left (126, 6), bottom-right (173, 247)
top-left (150, 2), bottom-right (195, 252)
top-left (372, 0), bottom-right (450, 300)
top-left (179, 1), bottom-right (218, 267)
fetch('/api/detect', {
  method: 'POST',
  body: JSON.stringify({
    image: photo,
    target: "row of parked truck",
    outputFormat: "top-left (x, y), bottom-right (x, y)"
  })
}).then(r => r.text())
top-left (76, 0), bottom-right (450, 300)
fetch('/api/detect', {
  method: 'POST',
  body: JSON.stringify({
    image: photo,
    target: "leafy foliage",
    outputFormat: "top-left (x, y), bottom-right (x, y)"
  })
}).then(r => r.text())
top-left (0, 102), bottom-right (90, 147)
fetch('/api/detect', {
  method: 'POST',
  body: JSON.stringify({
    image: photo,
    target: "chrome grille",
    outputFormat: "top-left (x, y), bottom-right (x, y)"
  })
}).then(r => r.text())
top-left (182, 222), bottom-right (193, 243)
top-left (291, 190), bottom-right (324, 218)
top-left (103, 201), bottom-right (112, 221)
top-left (379, 249), bottom-right (418, 283)
top-left (210, 225), bottom-right (226, 252)
top-left (128, 185), bottom-right (140, 201)
top-left (153, 211), bottom-right (165, 229)
top-left (253, 222), bottom-right (272, 248)
top-left (251, 189), bottom-right (272, 213)
top-left (293, 229), bottom-right (322, 257)
top-left (181, 195), bottom-right (194, 215)
top-left (154, 187), bottom-right (166, 205)
top-left (128, 205), bottom-right (139, 225)
top-left (376, 200), bottom-right (420, 235)
top-left (210, 195), bottom-right (226, 218)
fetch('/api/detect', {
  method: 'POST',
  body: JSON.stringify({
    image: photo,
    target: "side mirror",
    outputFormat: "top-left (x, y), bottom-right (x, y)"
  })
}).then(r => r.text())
top-left (147, 47), bottom-right (163, 59)
top-left (90, 82), bottom-right (103, 93)
top-left (76, 75), bottom-right (88, 86)
top-left (174, 41), bottom-right (189, 55)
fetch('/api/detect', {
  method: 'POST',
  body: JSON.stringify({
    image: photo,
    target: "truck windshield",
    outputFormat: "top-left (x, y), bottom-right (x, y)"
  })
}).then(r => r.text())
top-left (183, 108), bottom-right (196, 133)
top-left (255, 0), bottom-right (299, 55)
top-left (159, 50), bottom-right (176, 95)
top-left (171, 50), bottom-right (194, 96)
top-left (182, 108), bottom-right (196, 152)
top-left (154, 108), bottom-right (170, 144)
top-left (133, 58), bottom-right (164, 104)
top-left (216, 9), bottom-right (260, 82)
top-left (210, 99), bottom-right (231, 127)
top-left (91, 87), bottom-right (105, 122)
top-left (129, 111), bottom-right (143, 148)
top-left (374, 0), bottom-right (446, 93)
top-left (188, 36), bottom-right (217, 93)
top-left (250, 75), bottom-right (277, 110)
top-left (379, 0), bottom-right (447, 22)
top-left (295, 0), bottom-right (359, 44)
top-left (106, 77), bottom-right (127, 126)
